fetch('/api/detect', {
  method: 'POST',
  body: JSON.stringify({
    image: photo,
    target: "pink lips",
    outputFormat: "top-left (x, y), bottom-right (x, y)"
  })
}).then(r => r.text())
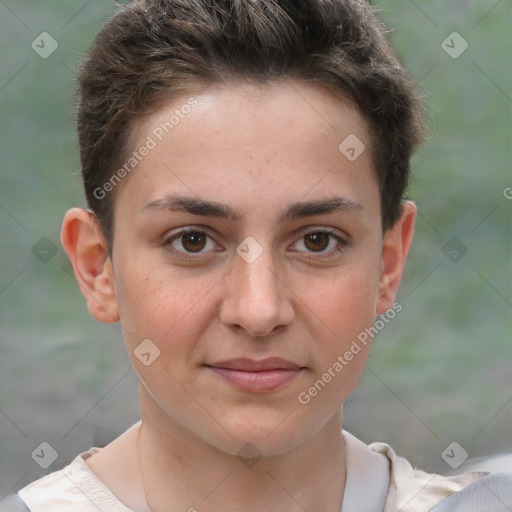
top-left (205, 358), bottom-right (304, 393)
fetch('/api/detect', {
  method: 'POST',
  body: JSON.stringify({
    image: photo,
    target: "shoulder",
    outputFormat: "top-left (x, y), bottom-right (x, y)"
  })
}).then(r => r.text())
top-left (369, 440), bottom-right (512, 512)
top-left (14, 448), bottom-right (133, 512)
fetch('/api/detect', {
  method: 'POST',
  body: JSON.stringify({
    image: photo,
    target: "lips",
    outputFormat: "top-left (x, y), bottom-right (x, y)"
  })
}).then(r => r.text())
top-left (204, 358), bottom-right (305, 393)
top-left (206, 357), bottom-right (302, 372)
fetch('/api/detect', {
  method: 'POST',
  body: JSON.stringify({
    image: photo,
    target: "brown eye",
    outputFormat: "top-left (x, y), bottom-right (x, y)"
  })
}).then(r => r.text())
top-left (181, 232), bottom-right (207, 252)
top-left (303, 232), bottom-right (330, 252)
top-left (290, 229), bottom-right (348, 260)
top-left (163, 228), bottom-right (219, 259)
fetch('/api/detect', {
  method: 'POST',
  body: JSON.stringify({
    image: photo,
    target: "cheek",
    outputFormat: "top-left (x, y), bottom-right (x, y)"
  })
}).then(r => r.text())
top-left (303, 258), bottom-right (380, 340)
top-left (115, 269), bottom-right (200, 392)
top-left (114, 259), bottom-right (216, 355)
top-left (113, 258), bottom-right (175, 344)
top-left (296, 271), bottom-right (376, 411)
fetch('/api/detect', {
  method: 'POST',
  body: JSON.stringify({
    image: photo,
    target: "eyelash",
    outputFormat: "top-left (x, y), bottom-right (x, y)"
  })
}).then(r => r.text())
top-left (162, 226), bottom-right (349, 261)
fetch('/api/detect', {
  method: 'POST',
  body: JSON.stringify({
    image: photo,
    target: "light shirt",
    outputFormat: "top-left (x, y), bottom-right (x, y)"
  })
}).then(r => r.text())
top-left (14, 430), bottom-right (489, 512)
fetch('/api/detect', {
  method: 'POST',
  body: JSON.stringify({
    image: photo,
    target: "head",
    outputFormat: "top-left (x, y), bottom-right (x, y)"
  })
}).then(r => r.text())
top-left (62, 0), bottom-right (426, 457)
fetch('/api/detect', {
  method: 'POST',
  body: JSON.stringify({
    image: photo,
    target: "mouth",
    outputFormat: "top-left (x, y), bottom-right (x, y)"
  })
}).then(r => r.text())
top-left (204, 358), bottom-right (306, 393)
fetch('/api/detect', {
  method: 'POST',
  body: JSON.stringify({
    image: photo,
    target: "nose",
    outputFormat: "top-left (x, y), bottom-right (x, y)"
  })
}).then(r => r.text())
top-left (219, 243), bottom-right (295, 338)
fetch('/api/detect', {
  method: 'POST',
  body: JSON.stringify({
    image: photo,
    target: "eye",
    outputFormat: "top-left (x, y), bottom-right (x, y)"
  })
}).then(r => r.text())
top-left (290, 229), bottom-right (348, 259)
top-left (163, 227), bottom-right (221, 259)
top-left (162, 226), bottom-right (348, 261)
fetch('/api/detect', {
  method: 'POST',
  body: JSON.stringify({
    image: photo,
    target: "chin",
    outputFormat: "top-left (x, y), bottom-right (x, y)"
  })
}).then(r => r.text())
top-left (202, 408), bottom-right (311, 458)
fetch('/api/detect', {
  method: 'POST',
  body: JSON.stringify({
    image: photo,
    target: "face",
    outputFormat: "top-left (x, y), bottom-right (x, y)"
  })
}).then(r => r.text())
top-left (67, 80), bottom-right (412, 458)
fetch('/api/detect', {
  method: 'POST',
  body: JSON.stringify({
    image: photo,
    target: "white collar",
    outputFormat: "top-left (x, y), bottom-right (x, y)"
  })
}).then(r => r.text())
top-left (341, 430), bottom-right (390, 512)
top-left (18, 429), bottom-right (390, 512)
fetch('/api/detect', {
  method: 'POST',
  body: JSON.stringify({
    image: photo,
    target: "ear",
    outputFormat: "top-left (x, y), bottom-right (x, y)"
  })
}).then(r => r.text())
top-left (376, 201), bottom-right (416, 315)
top-left (60, 207), bottom-right (120, 323)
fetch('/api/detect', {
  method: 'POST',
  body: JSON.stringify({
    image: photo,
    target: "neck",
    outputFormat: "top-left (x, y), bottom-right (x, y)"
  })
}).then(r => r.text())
top-left (136, 386), bottom-right (346, 512)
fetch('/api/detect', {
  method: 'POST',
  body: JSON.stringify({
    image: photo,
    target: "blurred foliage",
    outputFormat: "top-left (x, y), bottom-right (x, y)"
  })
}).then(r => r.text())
top-left (0, 0), bottom-right (510, 490)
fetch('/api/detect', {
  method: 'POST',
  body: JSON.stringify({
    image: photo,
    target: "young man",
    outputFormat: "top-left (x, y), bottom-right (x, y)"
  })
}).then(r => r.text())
top-left (7, 0), bottom-right (511, 511)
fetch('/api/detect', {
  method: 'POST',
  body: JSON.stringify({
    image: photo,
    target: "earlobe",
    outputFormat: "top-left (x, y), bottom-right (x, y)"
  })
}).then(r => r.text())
top-left (376, 201), bottom-right (417, 315)
top-left (60, 207), bottom-right (120, 323)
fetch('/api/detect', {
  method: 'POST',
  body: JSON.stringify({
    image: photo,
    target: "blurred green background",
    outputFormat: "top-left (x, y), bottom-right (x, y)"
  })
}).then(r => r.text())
top-left (0, 0), bottom-right (510, 497)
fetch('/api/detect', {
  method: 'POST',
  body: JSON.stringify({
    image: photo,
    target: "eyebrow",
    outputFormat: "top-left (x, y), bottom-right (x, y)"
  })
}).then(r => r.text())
top-left (141, 194), bottom-right (364, 223)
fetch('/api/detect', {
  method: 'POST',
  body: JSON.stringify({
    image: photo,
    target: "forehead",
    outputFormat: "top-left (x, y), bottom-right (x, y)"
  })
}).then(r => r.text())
top-left (135, 79), bottom-right (371, 159)
top-left (117, 80), bottom-right (379, 225)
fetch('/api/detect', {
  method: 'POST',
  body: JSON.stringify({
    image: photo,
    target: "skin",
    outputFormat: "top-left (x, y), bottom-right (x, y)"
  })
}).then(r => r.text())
top-left (61, 80), bottom-right (416, 512)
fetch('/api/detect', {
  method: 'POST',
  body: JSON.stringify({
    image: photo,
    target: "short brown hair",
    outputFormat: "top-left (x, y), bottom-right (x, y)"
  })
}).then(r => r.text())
top-left (75, 0), bottom-right (427, 249)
